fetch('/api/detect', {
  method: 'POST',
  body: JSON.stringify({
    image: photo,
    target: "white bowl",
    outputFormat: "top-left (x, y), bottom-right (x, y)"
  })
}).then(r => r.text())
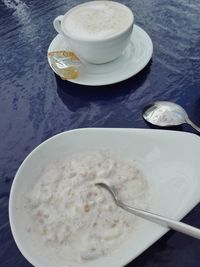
top-left (9, 128), bottom-right (200, 267)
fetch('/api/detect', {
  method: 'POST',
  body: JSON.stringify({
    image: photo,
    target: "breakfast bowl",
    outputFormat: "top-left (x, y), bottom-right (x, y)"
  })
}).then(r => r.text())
top-left (9, 128), bottom-right (200, 267)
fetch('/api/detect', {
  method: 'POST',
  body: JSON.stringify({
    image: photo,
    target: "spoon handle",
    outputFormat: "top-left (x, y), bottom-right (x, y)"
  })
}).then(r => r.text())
top-left (118, 201), bottom-right (200, 239)
top-left (185, 117), bottom-right (200, 133)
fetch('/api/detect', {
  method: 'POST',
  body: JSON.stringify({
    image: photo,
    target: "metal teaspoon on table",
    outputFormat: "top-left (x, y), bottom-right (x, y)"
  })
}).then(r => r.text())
top-left (143, 101), bottom-right (200, 133)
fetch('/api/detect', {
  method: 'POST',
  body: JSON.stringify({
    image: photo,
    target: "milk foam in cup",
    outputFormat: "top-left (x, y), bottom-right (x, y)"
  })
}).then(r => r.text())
top-left (53, 1), bottom-right (134, 64)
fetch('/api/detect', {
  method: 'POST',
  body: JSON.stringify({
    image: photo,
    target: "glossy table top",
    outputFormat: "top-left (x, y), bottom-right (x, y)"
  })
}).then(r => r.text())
top-left (0, 0), bottom-right (200, 266)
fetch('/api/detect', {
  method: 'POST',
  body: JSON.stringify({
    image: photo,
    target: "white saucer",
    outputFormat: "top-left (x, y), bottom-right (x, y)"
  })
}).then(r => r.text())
top-left (48, 25), bottom-right (153, 86)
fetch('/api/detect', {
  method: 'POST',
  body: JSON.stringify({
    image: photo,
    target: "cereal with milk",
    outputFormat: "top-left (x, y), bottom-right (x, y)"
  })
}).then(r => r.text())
top-left (27, 150), bottom-right (149, 262)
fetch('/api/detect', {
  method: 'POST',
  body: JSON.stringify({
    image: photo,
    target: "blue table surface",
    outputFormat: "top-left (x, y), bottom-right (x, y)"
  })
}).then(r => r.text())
top-left (0, 0), bottom-right (200, 266)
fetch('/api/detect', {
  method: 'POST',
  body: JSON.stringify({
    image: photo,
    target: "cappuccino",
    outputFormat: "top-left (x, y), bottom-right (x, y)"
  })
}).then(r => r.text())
top-left (63, 1), bottom-right (133, 40)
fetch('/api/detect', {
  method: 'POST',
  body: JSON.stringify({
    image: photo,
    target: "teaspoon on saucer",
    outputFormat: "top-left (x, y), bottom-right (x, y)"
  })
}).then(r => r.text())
top-left (143, 101), bottom-right (200, 133)
top-left (96, 182), bottom-right (200, 240)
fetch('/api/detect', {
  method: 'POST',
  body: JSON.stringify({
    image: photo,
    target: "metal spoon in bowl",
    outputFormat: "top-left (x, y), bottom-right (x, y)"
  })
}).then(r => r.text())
top-left (143, 101), bottom-right (200, 133)
top-left (95, 182), bottom-right (200, 239)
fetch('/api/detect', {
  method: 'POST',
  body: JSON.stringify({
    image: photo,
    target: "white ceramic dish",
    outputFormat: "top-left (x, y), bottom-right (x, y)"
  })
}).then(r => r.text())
top-left (48, 25), bottom-right (153, 86)
top-left (9, 128), bottom-right (200, 267)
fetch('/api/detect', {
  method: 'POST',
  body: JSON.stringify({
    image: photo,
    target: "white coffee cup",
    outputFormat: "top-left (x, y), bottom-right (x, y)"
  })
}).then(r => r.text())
top-left (53, 1), bottom-right (134, 64)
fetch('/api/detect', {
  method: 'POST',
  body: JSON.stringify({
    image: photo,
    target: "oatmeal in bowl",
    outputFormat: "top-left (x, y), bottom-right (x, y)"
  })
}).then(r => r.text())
top-left (9, 128), bottom-right (153, 267)
top-left (26, 150), bottom-right (149, 262)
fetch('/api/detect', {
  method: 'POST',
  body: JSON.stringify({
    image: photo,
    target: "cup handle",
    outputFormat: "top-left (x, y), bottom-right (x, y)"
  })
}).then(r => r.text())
top-left (53, 15), bottom-right (64, 34)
